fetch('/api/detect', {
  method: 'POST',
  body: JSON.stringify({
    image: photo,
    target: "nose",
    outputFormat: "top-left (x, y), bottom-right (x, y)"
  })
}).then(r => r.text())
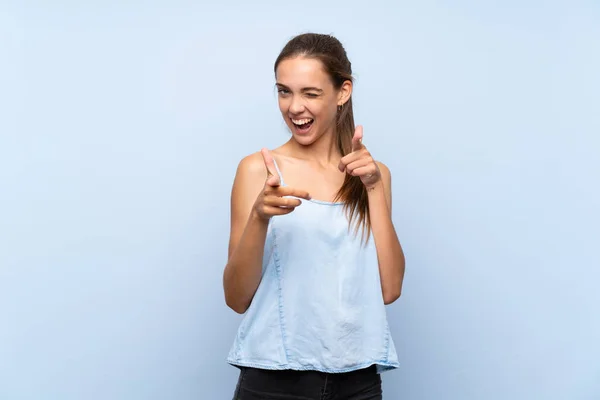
top-left (289, 95), bottom-right (305, 114)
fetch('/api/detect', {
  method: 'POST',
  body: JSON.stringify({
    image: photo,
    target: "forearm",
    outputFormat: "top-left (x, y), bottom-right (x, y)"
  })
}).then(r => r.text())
top-left (223, 212), bottom-right (269, 313)
top-left (367, 182), bottom-right (405, 304)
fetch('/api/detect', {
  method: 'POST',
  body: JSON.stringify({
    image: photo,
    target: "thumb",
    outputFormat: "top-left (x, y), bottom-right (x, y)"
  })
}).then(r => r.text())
top-left (351, 125), bottom-right (364, 152)
top-left (261, 148), bottom-right (281, 187)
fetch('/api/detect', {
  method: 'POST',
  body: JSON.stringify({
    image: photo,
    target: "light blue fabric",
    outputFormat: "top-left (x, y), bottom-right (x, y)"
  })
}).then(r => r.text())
top-left (227, 159), bottom-right (399, 374)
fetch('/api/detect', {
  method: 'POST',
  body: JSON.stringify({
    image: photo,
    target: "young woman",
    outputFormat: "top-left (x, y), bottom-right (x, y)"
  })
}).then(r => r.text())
top-left (223, 33), bottom-right (406, 400)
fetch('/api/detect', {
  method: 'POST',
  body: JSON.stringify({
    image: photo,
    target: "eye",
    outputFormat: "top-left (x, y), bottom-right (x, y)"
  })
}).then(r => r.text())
top-left (305, 93), bottom-right (319, 98)
top-left (277, 88), bottom-right (291, 95)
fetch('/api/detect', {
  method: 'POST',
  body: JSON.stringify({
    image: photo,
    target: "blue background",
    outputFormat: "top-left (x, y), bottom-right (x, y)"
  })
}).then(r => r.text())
top-left (1, 1), bottom-right (598, 399)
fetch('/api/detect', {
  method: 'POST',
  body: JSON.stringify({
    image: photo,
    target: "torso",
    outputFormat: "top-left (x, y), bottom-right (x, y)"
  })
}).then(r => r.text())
top-left (271, 150), bottom-right (346, 203)
top-left (226, 144), bottom-right (400, 373)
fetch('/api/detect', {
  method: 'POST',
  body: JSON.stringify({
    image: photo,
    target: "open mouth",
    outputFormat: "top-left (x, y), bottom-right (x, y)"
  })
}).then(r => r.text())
top-left (291, 118), bottom-right (314, 134)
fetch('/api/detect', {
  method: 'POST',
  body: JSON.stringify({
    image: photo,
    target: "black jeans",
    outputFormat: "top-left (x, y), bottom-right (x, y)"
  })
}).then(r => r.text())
top-left (232, 365), bottom-right (383, 400)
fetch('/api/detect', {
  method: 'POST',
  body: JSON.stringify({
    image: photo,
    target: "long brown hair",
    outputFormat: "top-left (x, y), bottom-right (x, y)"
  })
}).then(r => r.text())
top-left (274, 33), bottom-right (370, 239)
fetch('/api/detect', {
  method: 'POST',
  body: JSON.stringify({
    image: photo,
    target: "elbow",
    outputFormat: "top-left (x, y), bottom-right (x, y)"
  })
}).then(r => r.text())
top-left (383, 257), bottom-right (405, 305)
top-left (383, 289), bottom-right (401, 305)
top-left (223, 269), bottom-right (249, 314)
top-left (226, 298), bottom-right (248, 314)
top-left (229, 304), bottom-right (248, 314)
top-left (224, 292), bottom-right (249, 314)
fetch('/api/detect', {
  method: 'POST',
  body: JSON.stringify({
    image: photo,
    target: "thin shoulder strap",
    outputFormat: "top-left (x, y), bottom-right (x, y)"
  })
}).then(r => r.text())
top-left (272, 157), bottom-right (286, 186)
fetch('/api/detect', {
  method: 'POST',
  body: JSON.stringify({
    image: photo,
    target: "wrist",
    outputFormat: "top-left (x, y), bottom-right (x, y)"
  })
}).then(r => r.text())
top-left (250, 208), bottom-right (271, 225)
top-left (365, 180), bottom-right (384, 194)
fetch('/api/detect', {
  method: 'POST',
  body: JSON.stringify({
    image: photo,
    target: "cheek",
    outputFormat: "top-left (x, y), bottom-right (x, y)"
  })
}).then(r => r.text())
top-left (316, 103), bottom-right (337, 123)
top-left (278, 98), bottom-right (288, 113)
top-left (312, 102), bottom-right (336, 119)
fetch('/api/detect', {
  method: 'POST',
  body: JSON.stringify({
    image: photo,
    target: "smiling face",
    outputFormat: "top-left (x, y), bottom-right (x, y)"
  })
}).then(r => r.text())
top-left (275, 56), bottom-right (351, 146)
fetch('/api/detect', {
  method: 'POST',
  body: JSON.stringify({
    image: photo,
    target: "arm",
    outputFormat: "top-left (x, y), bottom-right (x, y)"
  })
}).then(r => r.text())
top-left (368, 162), bottom-right (405, 305)
top-left (338, 126), bottom-right (406, 305)
top-left (223, 153), bottom-right (270, 314)
top-left (223, 150), bottom-right (311, 314)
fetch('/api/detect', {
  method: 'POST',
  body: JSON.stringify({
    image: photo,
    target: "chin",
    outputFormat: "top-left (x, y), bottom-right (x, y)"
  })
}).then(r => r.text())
top-left (293, 136), bottom-right (316, 146)
top-left (290, 130), bottom-right (320, 146)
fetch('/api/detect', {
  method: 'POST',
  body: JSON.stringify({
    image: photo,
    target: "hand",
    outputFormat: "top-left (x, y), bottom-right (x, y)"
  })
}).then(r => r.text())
top-left (253, 149), bottom-right (311, 221)
top-left (338, 125), bottom-right (381, 189)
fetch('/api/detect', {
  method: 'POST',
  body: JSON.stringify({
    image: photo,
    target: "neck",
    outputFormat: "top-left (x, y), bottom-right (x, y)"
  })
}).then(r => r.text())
top-left (287, 126), bottom-right (341, 164)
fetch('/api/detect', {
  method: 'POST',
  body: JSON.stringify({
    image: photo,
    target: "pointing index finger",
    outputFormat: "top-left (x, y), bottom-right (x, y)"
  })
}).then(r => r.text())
top-left (280, 186), bottom-right (311, 200)
top-left (352, 125), bottom-right (364, 152)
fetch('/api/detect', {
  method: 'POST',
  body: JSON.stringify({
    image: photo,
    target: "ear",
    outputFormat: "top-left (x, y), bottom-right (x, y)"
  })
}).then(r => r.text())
top-left (337, 80), bottom-right (353, 106)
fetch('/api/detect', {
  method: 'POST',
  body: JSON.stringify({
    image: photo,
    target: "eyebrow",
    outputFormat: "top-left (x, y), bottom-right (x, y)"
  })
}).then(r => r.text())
top-left (276, 83), bottom-right (324, 93)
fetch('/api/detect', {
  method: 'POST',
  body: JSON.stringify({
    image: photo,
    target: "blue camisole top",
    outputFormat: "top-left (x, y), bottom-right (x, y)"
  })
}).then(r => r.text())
top-left (227, 159), bottom-right (399, 374)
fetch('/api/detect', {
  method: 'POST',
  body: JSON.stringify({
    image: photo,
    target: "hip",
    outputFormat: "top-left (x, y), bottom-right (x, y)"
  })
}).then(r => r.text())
top-left (232, 365), bottom-right (383, 400)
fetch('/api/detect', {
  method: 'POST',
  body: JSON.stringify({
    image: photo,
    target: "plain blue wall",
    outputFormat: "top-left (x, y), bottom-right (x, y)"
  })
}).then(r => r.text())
top-left (1, 1), bottom-right (598, 399)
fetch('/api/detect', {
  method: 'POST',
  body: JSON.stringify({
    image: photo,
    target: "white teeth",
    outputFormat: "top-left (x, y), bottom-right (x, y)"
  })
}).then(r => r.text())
top-left (292, 118), bottom-right (313, 125)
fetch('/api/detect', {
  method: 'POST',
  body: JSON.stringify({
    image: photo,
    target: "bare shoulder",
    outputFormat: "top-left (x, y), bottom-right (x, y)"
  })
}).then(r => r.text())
top-left (236, 151), bottom-right (268, 177)
top-left (232, 151), bottom-right (269, 190)
top-left (376, 161), bottom-right (392, 182)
